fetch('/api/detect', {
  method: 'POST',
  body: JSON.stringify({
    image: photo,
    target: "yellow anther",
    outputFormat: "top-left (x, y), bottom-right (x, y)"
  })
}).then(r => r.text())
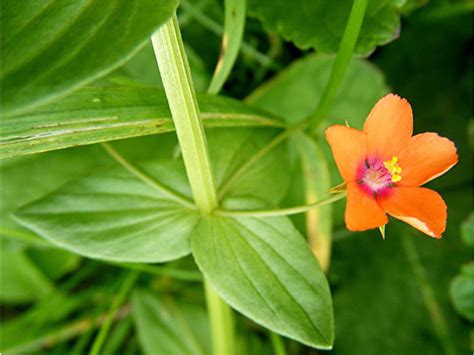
top-left (383, 156), bottom-right (402, 183)
top-left (391, 174), bottom-right (402, 182)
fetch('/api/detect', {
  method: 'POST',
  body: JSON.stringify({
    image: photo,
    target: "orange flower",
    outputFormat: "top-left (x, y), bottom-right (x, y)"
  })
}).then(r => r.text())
top-left (325, 94), bottom-right (458, 238)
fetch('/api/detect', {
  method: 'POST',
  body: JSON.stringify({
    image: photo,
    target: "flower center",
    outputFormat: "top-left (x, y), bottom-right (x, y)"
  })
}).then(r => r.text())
top-left (357, 156), bottom-right (402, 195)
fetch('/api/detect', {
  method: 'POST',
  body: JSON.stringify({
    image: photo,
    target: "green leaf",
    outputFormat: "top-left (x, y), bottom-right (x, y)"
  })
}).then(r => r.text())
top-left (1, 0), bottom-right (178, 116)
top-left (450, 263), bottom-right (474, 322)
top-left (14, 128), bottom-right (290, 262)
top-left (132, 290), bottom-right (210, 355)
top-left (1, 86), bottom-right (283, 159)
top-left (0, 146), bottom-right (109, 240)
top-left (247, 54), bottom-right (389, 127)
top-left (247, 0), bottom-right (403, 56)
top-left (191, 214), bottom-right (334, 349)
top-left (15, 160), bottom-right (200, 263)
top-left (461, 212), bottom-right (474, 247)
top-left (209, 128), bottom-right (290, 207)
top-left (0, 243), bottom-right (54, 304)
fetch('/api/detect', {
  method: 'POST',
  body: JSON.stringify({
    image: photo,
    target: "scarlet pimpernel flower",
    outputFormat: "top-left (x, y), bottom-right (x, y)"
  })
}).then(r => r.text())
top-left (326, 94), bottom-right (458, 238)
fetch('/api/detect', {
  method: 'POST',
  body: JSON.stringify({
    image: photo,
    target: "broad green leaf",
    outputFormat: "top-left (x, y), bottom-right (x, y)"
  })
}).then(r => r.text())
top-left (15, 160), bottom-right (200, 263)
top-left (1, 0), bottom-right (178, 116)
top-left (0, 243), bottom-right (54, 304)
top-left (450, 263), bottom-right (474, 321)
top-left (14, 128), bottom-right (290, 262)
top-left (330, 189), bottom-right (472, 354)
top-left (0, 146), bottom-right (110, 243)
top-left (1, 86), bottom-right (283, 159)
top-left (209, 128), bottom-right (290, 206)
top-left (247, 54), bottom-right (389, 127)
top-left (247, 0), bottom-right (404, 56)
top-left (191, 214), bottom-right (334, 349)
top-left (132, 290), bottom-right (210, 355)
top-left (0, 150), bottom-right (103, 218)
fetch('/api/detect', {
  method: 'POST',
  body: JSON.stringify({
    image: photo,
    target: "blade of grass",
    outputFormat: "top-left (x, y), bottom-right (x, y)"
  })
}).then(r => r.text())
top-left (207, 0), bottom-right (246, 94)
top-left (90, 271), bottom-right (139, 355)
top-left (3, 306), bottom-right (130, 354)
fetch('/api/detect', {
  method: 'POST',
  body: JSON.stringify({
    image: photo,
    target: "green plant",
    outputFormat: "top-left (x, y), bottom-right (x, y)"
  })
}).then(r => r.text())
top-left (1, 0), bottom-right (472, 354)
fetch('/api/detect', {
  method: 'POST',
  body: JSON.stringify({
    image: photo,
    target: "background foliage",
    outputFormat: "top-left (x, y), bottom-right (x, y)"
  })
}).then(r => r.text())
top-left (1, 0), bottom-right (472, 354)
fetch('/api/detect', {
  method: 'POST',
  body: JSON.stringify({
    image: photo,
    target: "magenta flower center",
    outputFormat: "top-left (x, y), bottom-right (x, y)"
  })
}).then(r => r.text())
top-left (357, 157), bottom-right (400, 196)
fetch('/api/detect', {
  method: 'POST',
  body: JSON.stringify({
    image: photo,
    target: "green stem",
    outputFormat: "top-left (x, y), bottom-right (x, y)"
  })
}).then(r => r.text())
top-left (270, 332), bottom-right (287, 355)
top-left (152, 14), bottom-right (217, 213)
top-left (152, 14), bottom-right (235, 355)
top-left (90, 271), bottom-right (139, 355)
top-left (215, 193), bottom-right (345, 217)
top-left (308, 0), bottom-right (368, 133)
top-left (204, 281), bottom-right (236, 355)
top-left (101, 142), bottom-right (195, 209)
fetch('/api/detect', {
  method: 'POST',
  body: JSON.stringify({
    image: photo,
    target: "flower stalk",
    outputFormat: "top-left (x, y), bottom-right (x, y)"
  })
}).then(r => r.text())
top-left (151, 14), bottom-right (235, 355)
top-left (215, 193), bottom-right (346, 217)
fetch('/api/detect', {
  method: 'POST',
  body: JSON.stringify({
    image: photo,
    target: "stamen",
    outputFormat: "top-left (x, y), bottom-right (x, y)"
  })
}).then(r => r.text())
top-left (383, 156), bottom-right (402, 182)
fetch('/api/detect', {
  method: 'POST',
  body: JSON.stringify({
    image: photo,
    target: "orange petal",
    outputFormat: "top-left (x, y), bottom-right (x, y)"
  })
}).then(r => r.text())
top-left (397, 133), bottom-right (458, 187)
top-left (378, 187), bottom-right (447, 238)
top-left (345, 182), bottom-right (388, 231)
top-left (363, 94), bottom-right (413, 159)
top-left (325, 125), bottom-right (367, 182)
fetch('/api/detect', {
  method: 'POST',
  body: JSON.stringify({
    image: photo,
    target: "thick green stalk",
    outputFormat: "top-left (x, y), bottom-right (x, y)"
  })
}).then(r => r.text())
top-left (308, 0), bottom-right (368, 133)
top-left (151, 14), bottom-right (217, 213)
top-left (152, 14), bottom-right (235, 355)
top-left (205, 281), bottom-right (236, 355)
